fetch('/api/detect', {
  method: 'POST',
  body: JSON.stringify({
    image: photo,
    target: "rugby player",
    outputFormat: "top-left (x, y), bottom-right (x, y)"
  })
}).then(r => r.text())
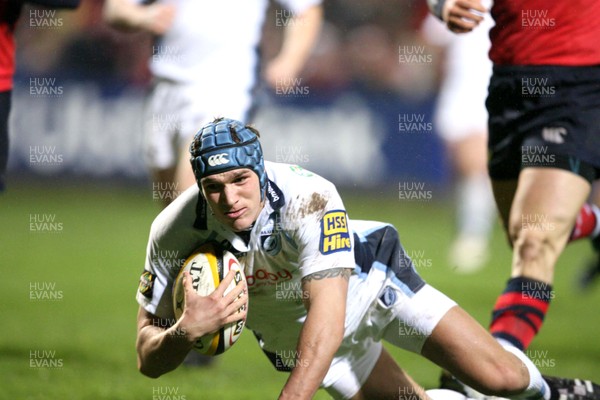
top-left (103, 0), bottom-right (323, 207)
top-left (134, 118), bottom-right (599, 400)
top-left (0, 0), bottom-right (80, 192)
top-left (420, 4), bottom-right (495, 273)
top-left (428, 0), bottom-right (600, 352)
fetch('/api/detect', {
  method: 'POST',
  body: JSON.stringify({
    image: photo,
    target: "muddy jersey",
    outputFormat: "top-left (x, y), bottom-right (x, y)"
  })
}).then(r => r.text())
top-left (136, 162), bottom-right (409, 354)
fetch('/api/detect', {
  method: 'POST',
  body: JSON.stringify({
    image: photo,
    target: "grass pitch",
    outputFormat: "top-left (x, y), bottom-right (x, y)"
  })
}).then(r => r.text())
top-left (1, 178), bottom-right (599, 399)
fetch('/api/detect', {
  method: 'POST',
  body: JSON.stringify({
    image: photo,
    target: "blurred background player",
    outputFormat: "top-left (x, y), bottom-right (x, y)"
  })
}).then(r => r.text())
top-left (103, 0), bottom-right (323, 207)
top-left (420, 3), bottom-right (495, 273)
top-left (428, 0), bottom-right (600, 358)
top-left (0, 0), bottom-right (80, 192)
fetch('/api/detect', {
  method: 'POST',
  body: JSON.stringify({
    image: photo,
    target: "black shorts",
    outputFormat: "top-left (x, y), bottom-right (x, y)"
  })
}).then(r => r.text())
top-left (486, 65), bottom-right (600, 183)
top-left (0, 90), bottom-right (11, 191)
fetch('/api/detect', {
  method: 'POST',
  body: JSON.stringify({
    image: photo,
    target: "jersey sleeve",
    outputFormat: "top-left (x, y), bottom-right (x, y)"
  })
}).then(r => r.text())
top-left (135, 186), bottom-right (207, 320)
top-left (136, 229), bottom-right (184, 321)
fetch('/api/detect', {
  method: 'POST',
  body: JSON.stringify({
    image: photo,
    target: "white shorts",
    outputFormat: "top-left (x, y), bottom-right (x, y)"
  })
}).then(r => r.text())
top-left (321, 280), bottom-right (457, 399)
top-left (435, 70), bottom-right (490, 142)
top-left (433, 13), bottom-right (493, 142)
top-left (143, 79), bottom-right (253, 170)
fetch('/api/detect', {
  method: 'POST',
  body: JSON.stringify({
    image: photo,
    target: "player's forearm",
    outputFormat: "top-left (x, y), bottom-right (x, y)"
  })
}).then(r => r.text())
top-left (136, 323), bottom-right (195, 378)
top-left (278, 5), bottom-right (323, 74)
top-left (279, 310), bottom-right (345, 399)
top-left (278, 270), bottom-right (350, 398)
top-left (280, 285), bottom-right (346, 399)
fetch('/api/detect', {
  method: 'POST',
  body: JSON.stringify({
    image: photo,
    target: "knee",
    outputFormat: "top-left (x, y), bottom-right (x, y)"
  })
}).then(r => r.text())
top-left (471, 361), bottom-right (529, 397)
top-left (509, 208), bottom-right (574, 250)
top-left (508, 216), bottom-right (562, 264)
top-left (514, 230), bottom-right (546, 263)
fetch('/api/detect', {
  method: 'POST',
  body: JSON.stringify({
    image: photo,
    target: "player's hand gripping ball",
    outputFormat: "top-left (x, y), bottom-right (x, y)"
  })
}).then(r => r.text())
top-left (173, 242), bottom-right (247, 355)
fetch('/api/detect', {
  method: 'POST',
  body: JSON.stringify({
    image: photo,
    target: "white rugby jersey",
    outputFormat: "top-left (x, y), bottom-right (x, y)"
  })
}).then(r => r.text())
top-left (139, 0), bottom-right (320, 86)
top-left (137, 162), bottom-right (390, 356)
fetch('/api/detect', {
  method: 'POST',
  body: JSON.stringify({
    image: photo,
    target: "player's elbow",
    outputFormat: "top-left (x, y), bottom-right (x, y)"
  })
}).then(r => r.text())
top-left (323, 320), bottom-right (345, 358)
top-left (138, 358), bottom-right (163, 379)
top-left (466, 359), bottom-right (529, 397)
top-left (136, 347), bottom-right (168, 379)
top-left (332, 321), bottom-right (345, 345)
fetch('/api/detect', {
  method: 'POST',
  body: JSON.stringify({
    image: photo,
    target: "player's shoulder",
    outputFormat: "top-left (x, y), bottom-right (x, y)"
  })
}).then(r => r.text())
top-left (150, 185), bottom-right (200, 238)
top-left (266, 161), bottom-right (336, 192)
top-left (266, 162), bottom-right (339, 204)
top-left (265, 161), bottom-right (345, 224)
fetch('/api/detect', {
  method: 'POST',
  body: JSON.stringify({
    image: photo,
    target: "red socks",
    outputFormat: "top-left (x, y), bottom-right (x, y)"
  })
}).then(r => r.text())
top-left (490, 277), bottom-right (552, 350)
top-left (569, 203), bottom-right (600, 242)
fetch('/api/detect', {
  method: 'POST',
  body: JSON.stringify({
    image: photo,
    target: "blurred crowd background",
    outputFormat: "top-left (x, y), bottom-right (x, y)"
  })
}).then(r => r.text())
top-left (8, 0), bottom-right (452, 189)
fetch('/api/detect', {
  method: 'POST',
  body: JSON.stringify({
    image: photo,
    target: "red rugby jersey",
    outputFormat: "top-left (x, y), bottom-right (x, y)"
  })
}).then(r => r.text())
top-left (489, 0), bottom-right (600, 66)
top-left (0, 25), bottom-right (16, 91)
top-left (0, 2), bottom-right (21, 92)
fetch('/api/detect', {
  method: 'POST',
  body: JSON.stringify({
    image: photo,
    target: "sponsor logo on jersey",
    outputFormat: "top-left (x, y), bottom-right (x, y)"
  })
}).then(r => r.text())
top-left (260, 212), bottom-right (284, 256)
top-left (541, 127), bottom-right (566, 144)
top-left (138, 271), bottom-right (155, 299)
top-left (289, 165), bottom-right (313, 177)
top-left (246, 268), bottom-right (293, 287)
top-left (266, 180), bottom-right (285, 210)
top-left (379, 286), bottom-right (397, 307)
top-left (320, 210), bottom-right (351, 254)
top-left (207, 153), bottom-right (230, 166)
top-left (262, 234), bottom-right (282, 256)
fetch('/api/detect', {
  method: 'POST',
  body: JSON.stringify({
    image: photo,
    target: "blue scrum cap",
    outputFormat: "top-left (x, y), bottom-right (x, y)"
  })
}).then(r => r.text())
top-left (189, 117), bottom-right (267, 198)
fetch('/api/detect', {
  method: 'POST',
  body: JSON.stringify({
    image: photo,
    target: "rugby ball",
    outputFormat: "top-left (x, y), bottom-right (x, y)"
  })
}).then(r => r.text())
top-left (172, 242), bottom-right (246, 355)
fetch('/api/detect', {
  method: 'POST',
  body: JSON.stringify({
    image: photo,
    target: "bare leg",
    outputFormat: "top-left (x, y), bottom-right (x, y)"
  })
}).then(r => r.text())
top-left (347, 348), bottom-right (430, 400)
top-left (491, 178), bottom-right (518, 242)
top-left (175, 145), bottom-right (198, 195)
top-left (422, 306), bottom-right (530, 398)
top-left (152, 166), bottom-right (177, 208)
top-left (151, 146), bottom-right (196, 209)
top-left (447, 134), bottom-right (496, 273)
top-left (507, 168), bottom-right (590, 282)
top-left (489, 168), bottom-right (591, 350)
